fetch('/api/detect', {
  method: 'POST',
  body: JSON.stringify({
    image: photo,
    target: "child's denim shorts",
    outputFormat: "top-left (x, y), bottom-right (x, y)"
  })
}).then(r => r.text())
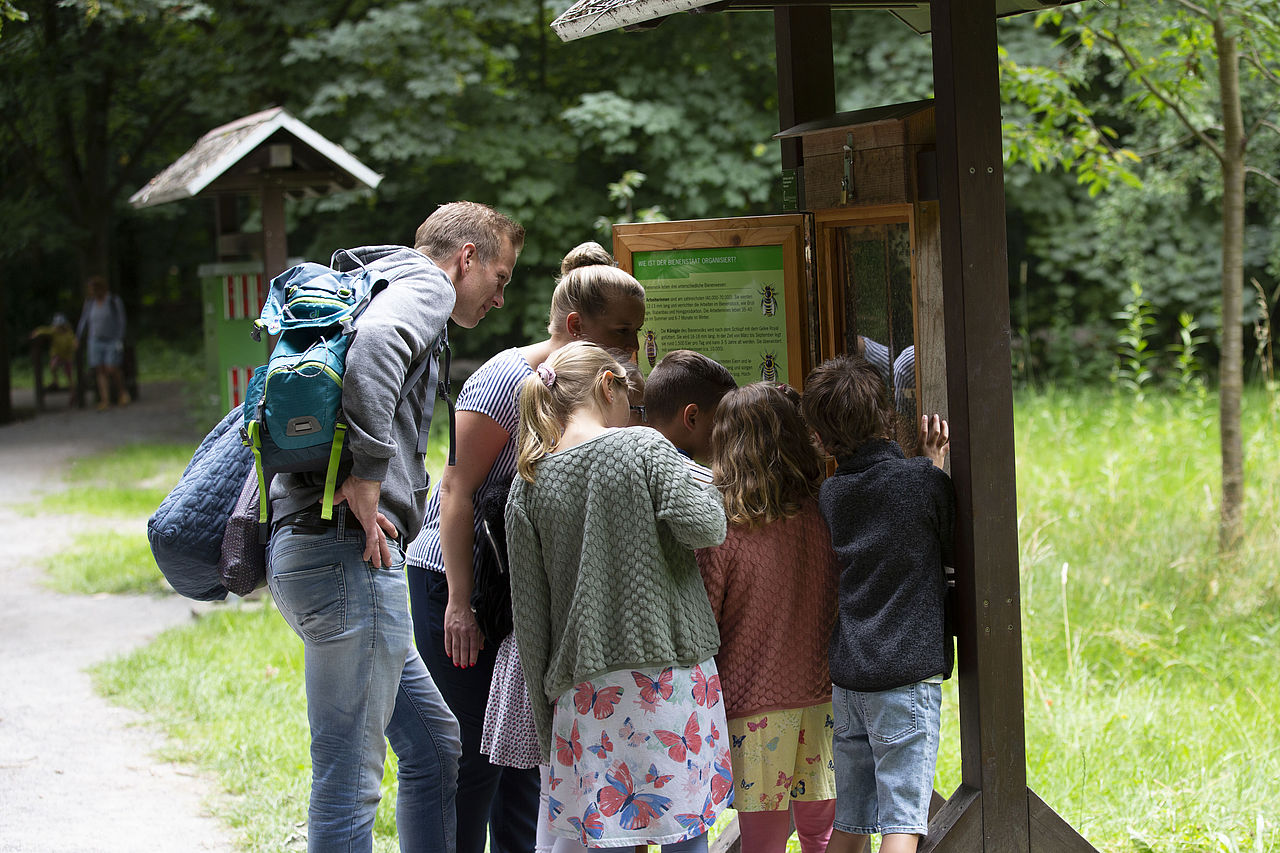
top-left (831, 680), bottom-right (942, 836)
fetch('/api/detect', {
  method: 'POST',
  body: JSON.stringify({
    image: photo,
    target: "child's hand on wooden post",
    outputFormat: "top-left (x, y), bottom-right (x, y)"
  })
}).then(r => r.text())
top-left (920, 414), bottom-right (950, 469)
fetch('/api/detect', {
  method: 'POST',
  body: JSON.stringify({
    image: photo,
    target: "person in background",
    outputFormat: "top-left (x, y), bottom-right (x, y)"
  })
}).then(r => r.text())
top-left (800, 353), bottom-right (954, 853)
top-left (76, 276), bottom-right (128, 410)
top-left (29, 313), bottom-right (78, 393)
top-left (614, 352), bottom-right (647, 427)
top-left (696, 383), bottom-right (840, 853)
top-left (406, 242), bottom-right (645, 853)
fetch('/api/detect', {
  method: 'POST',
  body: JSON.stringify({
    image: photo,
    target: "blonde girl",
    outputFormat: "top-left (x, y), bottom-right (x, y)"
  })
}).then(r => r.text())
top-left (407, 242), bottom-right (645, 853)
top-left (695, 383), bottom-right (841, 853)
top-left (506, 342), bottom-right (731, 853)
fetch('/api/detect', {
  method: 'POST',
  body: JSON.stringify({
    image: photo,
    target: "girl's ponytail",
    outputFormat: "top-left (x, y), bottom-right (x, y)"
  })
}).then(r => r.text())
top-left (514, 341), bottom-right (629, 482)
top-left (515, 368), bottom-right (564, 483)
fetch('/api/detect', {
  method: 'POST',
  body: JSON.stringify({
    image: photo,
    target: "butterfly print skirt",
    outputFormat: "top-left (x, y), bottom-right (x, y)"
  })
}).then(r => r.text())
top-left (545, 657), bottom-right (734, 846)
top-left (726, 703), bottom-right (837, 812)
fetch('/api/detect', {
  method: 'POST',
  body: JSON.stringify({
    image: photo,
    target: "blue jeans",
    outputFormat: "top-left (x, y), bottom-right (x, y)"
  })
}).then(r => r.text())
top-left (831, 681), bottom-right (941, 837)
top-left (407, 567), bottom-right (541, 853)
top-left (269, 517), bottom-right (462, 853)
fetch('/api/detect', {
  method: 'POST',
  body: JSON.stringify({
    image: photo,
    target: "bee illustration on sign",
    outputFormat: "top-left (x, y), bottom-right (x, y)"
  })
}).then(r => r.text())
top-left (759, 284), bottom-right (778, 317)
top-left (644, 330), bottom-right (658, 367)
top-left (759, 351), bottom-right (779, 383)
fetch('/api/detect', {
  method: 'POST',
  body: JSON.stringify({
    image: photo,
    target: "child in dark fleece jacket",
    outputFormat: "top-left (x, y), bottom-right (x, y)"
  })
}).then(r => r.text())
top-left (800, 353), bottom-right (955, 853)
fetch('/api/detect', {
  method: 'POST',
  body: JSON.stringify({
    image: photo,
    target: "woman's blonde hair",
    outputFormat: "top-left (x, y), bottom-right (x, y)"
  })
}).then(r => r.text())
top-left (604, 347), bottom-right (645, 401)
top-left (515, 342), bottom-right (629, 482)
top-left (710, 383), bottom-right (823, 527)
top-left (547, 242), bottom-right (645, 336)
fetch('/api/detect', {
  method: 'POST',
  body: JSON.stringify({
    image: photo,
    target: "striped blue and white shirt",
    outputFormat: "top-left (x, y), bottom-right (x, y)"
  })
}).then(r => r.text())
top-left (407, 348), bottom-right (533, 572)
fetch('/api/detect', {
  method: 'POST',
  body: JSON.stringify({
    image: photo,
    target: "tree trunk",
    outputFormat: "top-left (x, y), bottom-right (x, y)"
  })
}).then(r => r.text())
top-left (1216, 19), bottom-right (1245, 551)
top-left (0, 270), bottom-right (12, 423)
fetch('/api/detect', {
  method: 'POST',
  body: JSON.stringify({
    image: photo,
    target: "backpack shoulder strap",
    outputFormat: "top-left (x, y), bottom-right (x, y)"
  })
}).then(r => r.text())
top-left (407, 330), bottom-right (455, 465)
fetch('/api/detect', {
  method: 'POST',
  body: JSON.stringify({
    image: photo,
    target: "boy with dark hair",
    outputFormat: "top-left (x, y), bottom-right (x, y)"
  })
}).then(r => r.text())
top-left (800, 352), bottom-right (954, 853)
top-left (643, 349), bottom-right (737, 480)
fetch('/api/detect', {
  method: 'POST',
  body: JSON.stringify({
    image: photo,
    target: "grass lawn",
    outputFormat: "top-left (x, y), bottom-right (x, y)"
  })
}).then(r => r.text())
top-left (64, 386), bottom-right (1280, 852)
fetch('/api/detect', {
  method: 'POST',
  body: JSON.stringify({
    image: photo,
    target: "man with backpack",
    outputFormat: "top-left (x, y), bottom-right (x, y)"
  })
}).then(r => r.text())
top-left (266, 201), bottom-right (524, 852)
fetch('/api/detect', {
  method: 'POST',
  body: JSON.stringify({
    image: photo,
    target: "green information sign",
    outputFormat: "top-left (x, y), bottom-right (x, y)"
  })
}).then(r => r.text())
top-left (633, 245), bottom-right (788, 387)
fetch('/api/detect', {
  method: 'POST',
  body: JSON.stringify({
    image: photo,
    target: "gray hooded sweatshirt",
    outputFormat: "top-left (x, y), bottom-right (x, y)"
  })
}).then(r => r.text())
top-left (269, 245), bottom-right (455, 539)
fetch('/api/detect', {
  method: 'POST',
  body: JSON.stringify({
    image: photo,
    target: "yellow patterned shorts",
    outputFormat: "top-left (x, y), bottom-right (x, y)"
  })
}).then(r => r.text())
top-left (727, 702), bottom-right (836, 812)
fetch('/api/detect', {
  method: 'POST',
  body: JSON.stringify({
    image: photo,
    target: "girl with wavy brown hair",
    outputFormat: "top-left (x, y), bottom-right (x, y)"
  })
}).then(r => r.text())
top-left (695, 383), bottom-right (841, 853)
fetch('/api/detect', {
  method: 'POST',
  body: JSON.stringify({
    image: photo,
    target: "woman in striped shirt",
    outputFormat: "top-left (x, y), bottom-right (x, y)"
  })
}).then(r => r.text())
top-left (405, 242), bottom-right (646, 853)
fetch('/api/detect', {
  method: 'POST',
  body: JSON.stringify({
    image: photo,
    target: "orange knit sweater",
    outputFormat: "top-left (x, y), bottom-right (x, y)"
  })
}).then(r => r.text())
top-left (695, 501), bottom-right (840, 720)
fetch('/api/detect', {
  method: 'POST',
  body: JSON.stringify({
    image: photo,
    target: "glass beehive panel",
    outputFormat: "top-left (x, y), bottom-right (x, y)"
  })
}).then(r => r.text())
top-left (836, 220), bottom-right (919, 454)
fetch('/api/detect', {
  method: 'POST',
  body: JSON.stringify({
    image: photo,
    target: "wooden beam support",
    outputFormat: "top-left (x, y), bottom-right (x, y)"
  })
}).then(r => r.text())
top-left (929, 0), bottom-right (1029, 850)
top-left (774, 5), bottom-right (835, 203)
top-left (1029, 790), bottom-right (1098, 853)
top-left (209, 172), bottom-right (357, 194)
top-left (922, 784), bottom-right (983, 853)
top-left (260, 185), bottom-right (289, 281)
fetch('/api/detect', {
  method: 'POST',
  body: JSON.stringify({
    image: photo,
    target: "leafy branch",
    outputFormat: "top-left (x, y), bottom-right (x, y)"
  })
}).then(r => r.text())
top-left (998, 45), bottom-right (1142, 196)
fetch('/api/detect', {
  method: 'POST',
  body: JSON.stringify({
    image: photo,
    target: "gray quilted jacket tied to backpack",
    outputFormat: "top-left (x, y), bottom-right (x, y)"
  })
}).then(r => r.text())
top-left (147, 406), bottom-right (253, 600)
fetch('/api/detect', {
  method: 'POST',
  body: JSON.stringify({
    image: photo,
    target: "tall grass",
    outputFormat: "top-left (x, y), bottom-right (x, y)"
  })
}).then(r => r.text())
top-left (80, 386), bottom-right (1279, 852)
top-left (1002, 386), bottom-right (1278, 851)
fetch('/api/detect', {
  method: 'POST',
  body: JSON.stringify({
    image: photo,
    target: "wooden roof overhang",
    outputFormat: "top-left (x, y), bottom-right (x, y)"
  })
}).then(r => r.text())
top-left (130, 107), bottom-right (380, 209)
top-left (131, 108), bottom-right (381, 278)
top-left (547, 3), bottom-right (1098, 853)
top-left (550, 0), bottom-right (1081, 41)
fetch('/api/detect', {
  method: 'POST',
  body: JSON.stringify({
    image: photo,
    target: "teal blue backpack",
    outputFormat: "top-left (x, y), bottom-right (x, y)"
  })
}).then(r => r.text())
top-left (241, 250), bottom-right (452, 531)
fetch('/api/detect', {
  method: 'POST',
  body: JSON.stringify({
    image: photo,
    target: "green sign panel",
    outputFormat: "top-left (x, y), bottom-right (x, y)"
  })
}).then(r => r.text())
top-left (633, 245), bottom-right (788, 387)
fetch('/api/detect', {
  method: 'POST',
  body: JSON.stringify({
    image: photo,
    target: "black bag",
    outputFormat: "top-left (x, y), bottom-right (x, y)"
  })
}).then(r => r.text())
top-left (471, 474), bottom-right (515, 645)
top-left (218, 468), bottom-right (267, 596)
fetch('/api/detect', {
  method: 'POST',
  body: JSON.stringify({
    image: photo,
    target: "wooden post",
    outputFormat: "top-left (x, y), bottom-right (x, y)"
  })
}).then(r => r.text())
top-left (927, 0), bottom-right (1028, 850)
top-left (774, 6), bottom-right (835, 205)
top-left (261, 184), bottom-right (289, 281)
top-left (0, 272), bottom-right (10, 423)
top-left (31, 338), bottom-right (47, 411)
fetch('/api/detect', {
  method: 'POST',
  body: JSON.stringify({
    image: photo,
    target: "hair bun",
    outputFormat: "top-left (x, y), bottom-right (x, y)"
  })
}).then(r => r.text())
top-left (559, 241), bottom-right (615, 276)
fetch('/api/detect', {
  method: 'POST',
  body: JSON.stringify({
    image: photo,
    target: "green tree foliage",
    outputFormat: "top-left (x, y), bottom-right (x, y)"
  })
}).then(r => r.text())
top-left (1038, 0), bottom-right (1280, 549)
top-left (285, 3), bottom-right (784, 355)
top-left (0, 0), bottom-right (25, 35)
top-left (0, 0), bottom-right (382, 335)
top-left (5, 0), bottom-right (1273, 397)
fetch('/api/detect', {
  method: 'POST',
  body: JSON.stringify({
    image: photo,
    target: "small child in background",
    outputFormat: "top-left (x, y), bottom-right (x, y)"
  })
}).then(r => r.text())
top-left (695, 383), bottom-right (840, 853)
top-left (800, 353), bottom-right (954, 853)
top-left (643, 350), bottom-right (737, 483)
top-left (29, 313), bottom-right (77, 390)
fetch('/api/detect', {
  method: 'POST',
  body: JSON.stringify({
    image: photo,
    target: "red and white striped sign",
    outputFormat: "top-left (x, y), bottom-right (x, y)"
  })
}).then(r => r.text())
top-left (223, 273), bottom-right (266, 321)
top-left (227, 365), bottom-right (254, 408)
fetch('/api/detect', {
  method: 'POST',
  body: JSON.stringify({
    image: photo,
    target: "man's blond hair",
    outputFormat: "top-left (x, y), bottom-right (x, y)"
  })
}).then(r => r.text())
top-left (414, 201), bottom-right (525, 264)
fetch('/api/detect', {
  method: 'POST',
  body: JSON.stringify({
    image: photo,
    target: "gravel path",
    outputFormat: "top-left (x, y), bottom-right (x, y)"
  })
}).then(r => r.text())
top-left (0, 385), bottom-right (238, 852)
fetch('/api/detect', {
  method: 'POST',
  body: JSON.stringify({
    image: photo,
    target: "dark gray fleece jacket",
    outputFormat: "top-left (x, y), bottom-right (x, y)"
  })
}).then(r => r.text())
top-left (819, 439), bottom-right (956, 692)
top-left (269, 246), bottom-right (455, 539)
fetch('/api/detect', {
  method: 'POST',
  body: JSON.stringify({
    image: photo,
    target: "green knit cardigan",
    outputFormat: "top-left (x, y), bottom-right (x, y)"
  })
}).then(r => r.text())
top-left (505, 426), bottom-right (727, 759)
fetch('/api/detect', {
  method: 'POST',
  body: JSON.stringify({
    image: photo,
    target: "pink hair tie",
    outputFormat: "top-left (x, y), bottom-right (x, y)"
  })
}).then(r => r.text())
top-left (536, 363), bottom-right (557, 387)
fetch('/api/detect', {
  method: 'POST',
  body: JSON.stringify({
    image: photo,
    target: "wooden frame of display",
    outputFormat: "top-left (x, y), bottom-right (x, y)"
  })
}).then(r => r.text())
top-left (613, 215), bottom-right (810, 388)
top-left (815, 203), bottom-right (916, 352)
